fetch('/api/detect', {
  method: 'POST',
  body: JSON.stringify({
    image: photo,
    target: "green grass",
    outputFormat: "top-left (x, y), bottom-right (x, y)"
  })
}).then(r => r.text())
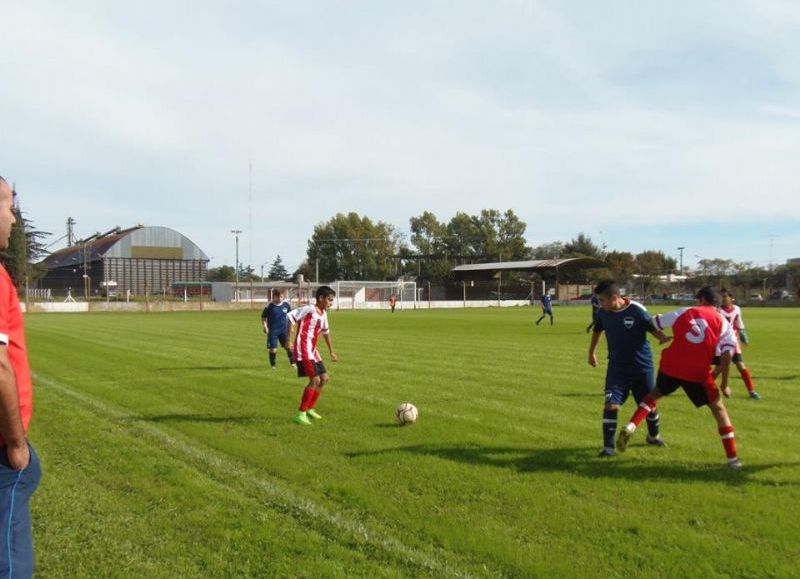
top-left (25, 305), bottom-right (800, 578)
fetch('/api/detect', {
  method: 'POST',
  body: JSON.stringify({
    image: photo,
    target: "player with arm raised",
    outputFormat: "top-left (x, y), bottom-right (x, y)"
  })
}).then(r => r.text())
top-left (588, 280), bottom-right (669, 458)
top-left (287, 286), bottom-right (338, 425)
top-left (617, 287), bottom-right (742, 468)
top-left (261, 289), bottom-right (294, 369)
top-left (714, 289), bottom-right (760, 400)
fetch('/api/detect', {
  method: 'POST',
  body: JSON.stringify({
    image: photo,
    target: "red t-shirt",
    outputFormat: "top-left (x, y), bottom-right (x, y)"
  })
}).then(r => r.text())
top-left (0, 264), bottom-right (33, 445)
top-left (653, 305), bottom-right (737, 383)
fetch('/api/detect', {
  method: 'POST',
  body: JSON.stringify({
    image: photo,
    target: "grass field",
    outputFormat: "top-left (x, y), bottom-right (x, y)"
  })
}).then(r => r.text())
top-left (24, 305), bottom-right (800, 578)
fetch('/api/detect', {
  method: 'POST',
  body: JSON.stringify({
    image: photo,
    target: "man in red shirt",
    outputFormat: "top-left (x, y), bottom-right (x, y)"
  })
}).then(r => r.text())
top-left (616, 286), bottom-right (742, 468)
top-left (0, 176), bottom-right (41, 578)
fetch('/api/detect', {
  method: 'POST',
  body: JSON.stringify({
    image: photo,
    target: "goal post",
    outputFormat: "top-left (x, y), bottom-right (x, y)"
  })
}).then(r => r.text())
top-left (334, 281), bottom-right (417, 310)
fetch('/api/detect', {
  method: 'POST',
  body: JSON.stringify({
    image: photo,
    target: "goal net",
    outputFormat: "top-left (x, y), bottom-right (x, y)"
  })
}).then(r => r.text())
top-left (333, 281), bottom-right (417, 310)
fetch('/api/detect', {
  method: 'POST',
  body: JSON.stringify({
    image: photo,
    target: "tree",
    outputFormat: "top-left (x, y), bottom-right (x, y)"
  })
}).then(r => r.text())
top-left (530, 241), bottom-right (564, 260)
top-left (563, 233), bottom-right (604, 259)
top-left (307, 213), bottom-right (402, 281)
top-left (409, 211), bottom-right (451, 282)
top-left (635, 250), bottom-right (678, 296)
top-left (206, 265), bottom-right (236, 281)
top-left (0, 202), bottom-right (50, 291)
top-left (605, 251), bottom-right (638, 285)
top-left (267, 255), bottom-right (290, 281)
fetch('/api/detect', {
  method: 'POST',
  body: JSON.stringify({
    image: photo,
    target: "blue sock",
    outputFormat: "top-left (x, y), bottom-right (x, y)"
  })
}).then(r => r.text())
top-left (603, 409), bottom-right (618, 451)
top-left (646, 410), bottom-right (660, 438)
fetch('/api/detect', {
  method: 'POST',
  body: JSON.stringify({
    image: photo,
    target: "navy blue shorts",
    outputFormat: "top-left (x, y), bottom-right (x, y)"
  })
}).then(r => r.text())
top-left (604, 369), bottom-right (655, 406)
top-left (267, 331), bottom-right (288, 350)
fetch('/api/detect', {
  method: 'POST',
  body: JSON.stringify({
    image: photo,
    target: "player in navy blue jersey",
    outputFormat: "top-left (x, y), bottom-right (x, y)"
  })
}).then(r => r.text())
top-left (588, 280), bottom-right (669, 457)
top-left (586, 293), bottom-right (601, 333)
top-left (535, 292), bottom-right (554, 326)
top-left (261, 289), bottom-right (294, 369)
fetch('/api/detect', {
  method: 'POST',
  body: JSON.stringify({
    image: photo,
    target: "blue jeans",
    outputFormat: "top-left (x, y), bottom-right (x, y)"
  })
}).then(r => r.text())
top-left (0, 444), bottom-right (41, 579)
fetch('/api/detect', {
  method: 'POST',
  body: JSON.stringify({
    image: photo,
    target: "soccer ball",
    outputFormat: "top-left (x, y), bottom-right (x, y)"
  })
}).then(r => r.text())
top-left (395, 402), bottom-right (418, 425)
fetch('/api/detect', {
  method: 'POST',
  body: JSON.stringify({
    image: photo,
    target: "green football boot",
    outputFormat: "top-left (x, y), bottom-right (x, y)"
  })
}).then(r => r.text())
top-left (306, 408), bottom-right (322, 420)
top-left (293, 411), bottom-right (312, 425)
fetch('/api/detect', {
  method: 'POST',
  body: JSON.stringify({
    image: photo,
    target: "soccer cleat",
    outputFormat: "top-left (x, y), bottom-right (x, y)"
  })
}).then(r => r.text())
top-left (749, 392), bottom-right (761, 400)
top-left (306, 408), bottom-right (322, 420)
top-left (728, 458), bottom-right (743, 470)
top-left (293, 412), bottom-right (312, 426)
top-left (598, 448), bottom-right (615, 458)
top-left (616, 428), bottom-right (633, 452)
top-left (271, 366), bottom-right (277, 370)
top-left (646, 435), bottom-right (667, 447)
top-left (290, 363), bottom-right (297, 368)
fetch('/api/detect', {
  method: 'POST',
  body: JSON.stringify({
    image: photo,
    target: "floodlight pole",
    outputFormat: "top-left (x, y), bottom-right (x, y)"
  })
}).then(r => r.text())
top-left (232, 229), bottom-right (242, 302)
top-left (677, 247), bottom-right (685, 275)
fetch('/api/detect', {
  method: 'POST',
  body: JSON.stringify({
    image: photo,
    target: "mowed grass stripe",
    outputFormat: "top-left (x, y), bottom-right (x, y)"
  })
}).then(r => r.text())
top-left (33, 372), bottom-right (478, 579)
top-left (25, 307), bottom-right (800, 577)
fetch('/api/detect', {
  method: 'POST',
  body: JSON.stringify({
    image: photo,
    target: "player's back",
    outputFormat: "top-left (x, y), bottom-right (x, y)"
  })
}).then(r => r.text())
top-left (655, 306), bottom-right (734, 382)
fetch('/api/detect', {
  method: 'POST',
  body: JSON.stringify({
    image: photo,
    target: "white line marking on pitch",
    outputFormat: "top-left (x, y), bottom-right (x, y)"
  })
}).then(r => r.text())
top-left (33, 373), bottom-right (480, 579)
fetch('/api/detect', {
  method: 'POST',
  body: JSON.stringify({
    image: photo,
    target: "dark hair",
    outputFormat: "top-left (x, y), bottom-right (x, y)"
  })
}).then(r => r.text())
top-left (719, 288), bottom-right (732, 298)
top-left (593, 279), bottom-right (619, 298)
top-left (695, 286), bottom-right (720, 306)
top-left (316, 285), bottom-right (336, 300)
top-left (271, 289), bottom-right (282, 297)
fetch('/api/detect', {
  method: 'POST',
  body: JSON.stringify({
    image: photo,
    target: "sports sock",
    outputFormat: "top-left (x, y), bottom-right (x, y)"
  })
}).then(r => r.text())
top-left (603, 409), bottom-right (618, 451)
top-left (286, 350), bottom-right (294, 364)
top-left (741, 369), bottom-right (755, 394)
top-left (299, 387), bottom-right (315, 411)
top-left (269, 352), bottom-right (276, 367)
top-left (628, 395), bottom-right (657, 430)
top-left (308, 388), bottom-right (321, 409)
top-left (718, 425), bottom-right (738, 460)
top-left (646, 410), bottom-right (661, 438)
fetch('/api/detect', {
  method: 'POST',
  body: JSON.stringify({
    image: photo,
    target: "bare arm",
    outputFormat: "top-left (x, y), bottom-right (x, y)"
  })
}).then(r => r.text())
top-left (588, 331), bottom-right (602, 367)
top-left (323, 333), bottom-right (337, 362)
top-left (0, 346), bottom-right (29, 470)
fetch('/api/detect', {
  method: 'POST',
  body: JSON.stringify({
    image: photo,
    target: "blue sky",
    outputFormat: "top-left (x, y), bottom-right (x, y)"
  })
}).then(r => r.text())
top-left (2, 1), bottom-right (799, 273)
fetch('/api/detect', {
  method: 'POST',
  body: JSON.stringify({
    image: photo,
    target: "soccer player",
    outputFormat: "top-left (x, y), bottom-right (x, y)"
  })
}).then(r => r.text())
top-left (714, 289), bottom-right (760, 400)
top-left (588, 280), bottom-right (668, 458)
top-left (535, 292), bottom-right (554, 326)
top-left (0, 176), bottom-right (41, 577)
top-left (261, 289), bottom-right (293, 369)
top-left (389, 294), bottom-right (397, 313)
top-left (586, 292), bottom-right (601, 333)
top-left (288, 286), bottom-right (338, 425)
top-left (616, 287), bottom-right (742, 468)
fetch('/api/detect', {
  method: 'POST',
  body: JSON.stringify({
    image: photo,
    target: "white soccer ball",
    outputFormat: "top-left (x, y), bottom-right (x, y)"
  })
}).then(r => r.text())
top-left (395, 402), bottom-right (418, 425)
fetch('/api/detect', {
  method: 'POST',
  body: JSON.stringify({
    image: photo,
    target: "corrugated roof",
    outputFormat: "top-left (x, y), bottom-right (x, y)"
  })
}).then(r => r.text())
top-left (452, 257), bottom-right (606, 274)
top-left (40, 226), bottom-right (144, 269)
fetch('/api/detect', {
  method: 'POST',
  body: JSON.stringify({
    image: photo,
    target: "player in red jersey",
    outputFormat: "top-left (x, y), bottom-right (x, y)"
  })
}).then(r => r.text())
top-left (713, 289), bottom-right (760, 400)
top-left (287, 286), bottom-right (338, 425)
top-left (616, 286), bottom-right (743, 468)
top-left (0, 176), bottom-right (42, 577)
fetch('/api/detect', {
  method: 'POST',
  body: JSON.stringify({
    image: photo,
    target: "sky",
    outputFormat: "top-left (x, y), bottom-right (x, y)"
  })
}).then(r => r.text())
top-left (2, 1), bottom-right (799, 274)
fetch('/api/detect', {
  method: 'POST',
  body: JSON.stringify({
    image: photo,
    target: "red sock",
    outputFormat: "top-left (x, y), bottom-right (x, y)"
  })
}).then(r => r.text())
top-left (741, 369), bottom-right (755, 393)
top-left (299, 387), bottom-right (315, 411)
top-left (630, 395), bottom-right (657, 428)
top-left (718, 425), bottom-right (738, 460)
top-left (308, 388), bottom-right (321, 409)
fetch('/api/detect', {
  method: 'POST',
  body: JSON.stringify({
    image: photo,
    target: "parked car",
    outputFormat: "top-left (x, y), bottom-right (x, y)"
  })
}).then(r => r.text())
top-left (769, 290), bottom-right (792, 301)
top-left (749, 293), bottom-right (764, 302)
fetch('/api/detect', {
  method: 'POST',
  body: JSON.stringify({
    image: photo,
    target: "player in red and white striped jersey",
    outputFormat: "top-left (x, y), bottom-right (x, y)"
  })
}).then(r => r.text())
top-left (714, 289), bottom-right (760, 400)
top-left (617, 287), bottom-right (744, 468)
top-left (287, 286), bottom-right (338, 425)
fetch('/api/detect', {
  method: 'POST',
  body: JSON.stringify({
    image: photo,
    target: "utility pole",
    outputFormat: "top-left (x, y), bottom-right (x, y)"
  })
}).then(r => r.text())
top-left (231, 229), bottom-right (242, 302)
top-left (677, 247), bottom-right (685, 275)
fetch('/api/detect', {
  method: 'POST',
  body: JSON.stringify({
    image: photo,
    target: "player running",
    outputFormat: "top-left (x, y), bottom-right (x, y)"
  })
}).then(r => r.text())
top-left (588, 280), bottom-right (668, 458)
top-left (288, 286), bottom-right (338, 425)
top-left (714, 289), bottom-right (760, 400)
top-left (617, 287), bottom-right (742, 469)
top-left (261, 289), bottom-right (294, 369)
top-left (535, 292), bottom-right (554, 326)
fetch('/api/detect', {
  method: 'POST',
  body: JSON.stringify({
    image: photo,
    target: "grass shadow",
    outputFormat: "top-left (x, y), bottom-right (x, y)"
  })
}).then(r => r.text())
top-left (155, 366), bottom-right (265, 372)
top-left (348, 444), bottom-right (800, 487)
top-left (133, 413), bottom-right (266, 424)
